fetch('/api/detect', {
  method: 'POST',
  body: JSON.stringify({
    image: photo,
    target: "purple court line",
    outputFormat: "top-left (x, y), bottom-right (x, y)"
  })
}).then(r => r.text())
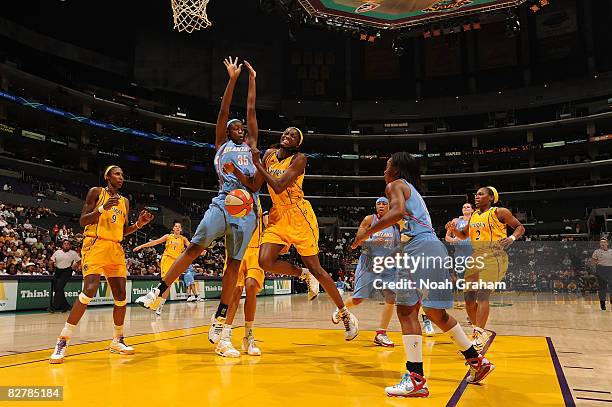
top-left (446, 330), bottom-right (497, 407)
top-left (546, 337), bottom-right (577, 407)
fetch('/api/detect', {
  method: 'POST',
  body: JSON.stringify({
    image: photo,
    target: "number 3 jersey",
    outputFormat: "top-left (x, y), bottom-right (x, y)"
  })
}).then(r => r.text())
top-left (213, 140), bottom-right (258, 206)
top-left (83, 188), bottom-right (127, 242)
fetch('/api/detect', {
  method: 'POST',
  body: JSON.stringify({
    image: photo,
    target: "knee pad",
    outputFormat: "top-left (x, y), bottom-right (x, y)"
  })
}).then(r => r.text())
top-left (78, 292), bottom-right (92, 305)
top-left (114, 299), bottom-right (127, 307)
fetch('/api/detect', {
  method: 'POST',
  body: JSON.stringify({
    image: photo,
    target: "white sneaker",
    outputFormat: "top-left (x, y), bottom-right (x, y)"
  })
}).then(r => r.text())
top-left (49, 336), bottom-right (69, 364)
top-left (242, 335), bottom-right (261, 356)
top-left (331, 308), bottom-right (340, 324)
top-left (135, 288), bottom-right (160, 310)
top-left (422, 317), bottom-right (435, 336)
top-left (374, 331), bottom-right (394, 347)
top-left (340, 311), bottom-right (359, 341)
top-left (186, 295), bottom-right (196, 302)
top-left (301, 268), bottom-right (319, 301)
top-left (385, 372), bottom-right (429, 398)
top-left (208, 315), bottom-right (224, 344)
top-left (215, 333), bottom-right (240, 358)
top-left (109, 336), bottom-right (135, 355)
top-left (196, 296), bottom-right (205, 302)
top-left (155, 304), bottom-right (163, 317)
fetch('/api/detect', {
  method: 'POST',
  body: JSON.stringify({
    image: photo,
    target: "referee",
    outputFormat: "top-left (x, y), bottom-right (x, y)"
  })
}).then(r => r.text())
top-left (592, 237), bottom-right (612, 311)
top-left (49, 240), bottom-right (81, 312)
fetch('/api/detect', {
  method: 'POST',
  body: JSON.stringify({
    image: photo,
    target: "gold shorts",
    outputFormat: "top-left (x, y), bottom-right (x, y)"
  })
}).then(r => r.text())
top-left (464, 250), bottom-right (509, 286)
top-left (81, 237), bottom-right (126, 278)
top-left (160, 254), bottom-right (180, 283)
top-left (237, 245), bottom-right (264, 291)
top-left (261, 200), bottom-right (319, 257)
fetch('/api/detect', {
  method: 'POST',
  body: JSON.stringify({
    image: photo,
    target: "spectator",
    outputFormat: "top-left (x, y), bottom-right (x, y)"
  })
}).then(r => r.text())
top-left (49, 240), bottom-right (81, 313)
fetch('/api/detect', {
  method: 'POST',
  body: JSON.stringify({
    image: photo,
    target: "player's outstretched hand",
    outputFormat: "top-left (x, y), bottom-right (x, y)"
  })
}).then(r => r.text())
top-left (137, 209), bottom-right (154, 227)
top-left (223, 162), bottom-right (236, 174)
top-left (223, 56), bottom-right (242, 79)
top-left (103, 196), bottom-right (120, 211)
top-left (445, 218), bottom-right (458, 231)
top-left (244, 60), bottom-right (256, 79)
top-left (133, 246), bottom-right (142, 253)
top-left (351, 229), bottom-right (369, 250)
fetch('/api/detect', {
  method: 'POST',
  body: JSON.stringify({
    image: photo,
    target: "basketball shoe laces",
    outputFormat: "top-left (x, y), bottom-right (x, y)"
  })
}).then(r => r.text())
top-left (341, 313), bottom-right (350, 332)
top-left (55, 338), bottom-right (67, 355)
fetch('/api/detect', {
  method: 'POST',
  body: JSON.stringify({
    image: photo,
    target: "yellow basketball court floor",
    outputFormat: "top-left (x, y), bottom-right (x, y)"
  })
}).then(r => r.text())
top-left (1, 293), bottom-right (610, 406)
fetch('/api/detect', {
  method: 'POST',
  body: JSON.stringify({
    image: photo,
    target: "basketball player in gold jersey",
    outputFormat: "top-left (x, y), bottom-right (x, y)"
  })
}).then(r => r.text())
top-left (447, 186), bottom-right (524, 351)
top-left (50, 165), bottom-right (154, 363)
top-left (232, 128), bottom-right (358, 340)
top-left (133, 221), bottom-right (190, 316)
top-left (216, 202), bottom-right (269, 357)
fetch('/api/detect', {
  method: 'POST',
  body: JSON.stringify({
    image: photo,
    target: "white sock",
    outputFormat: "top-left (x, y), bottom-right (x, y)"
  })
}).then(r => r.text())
top-left (446, 323), bottom-right (472, 351)
top-left (221, 325), bottom-right (232, 340)
top-left (60, 322), bottom-right (76, 339)
top-left (113, 324), bottom-right (124, 340)
top-left (402, 335), bottom-right (423, 363)
top-left (300, 268), bottom-right (310, 280)
top-left (245, 321), bottom-right (254, 338)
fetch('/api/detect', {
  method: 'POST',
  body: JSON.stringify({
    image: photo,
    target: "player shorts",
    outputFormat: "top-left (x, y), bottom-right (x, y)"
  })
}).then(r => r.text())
top-left (353, 253), bottom-right (397, 301)
top-left (465, 249), bottom-right (509, 286)
top-left (81, 237), bottom-right (126, 278)
top-left (183, 267), bottom-right (196, 287)
top-left (261, 199), bottom-right (319, 257)
top-left (236, 245), bottom-right (265, 291)
top-left (395, 236), bottom-right (454, 309)
top-left (191, 196), bottom-right (257, 261)
top-left (160, 254), bottom-right (180, 283)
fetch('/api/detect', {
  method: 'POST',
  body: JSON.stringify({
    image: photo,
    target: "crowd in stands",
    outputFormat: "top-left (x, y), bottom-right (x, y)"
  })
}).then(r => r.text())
top-left (0, 201), bottom-right (606, 295)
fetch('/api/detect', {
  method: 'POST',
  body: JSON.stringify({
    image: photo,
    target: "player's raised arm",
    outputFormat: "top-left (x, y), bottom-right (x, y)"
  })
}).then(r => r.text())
top-left (244, 60), bottom-right (258, 149)
top-left (216, 56), bottom-right (242, 150)
top-left (134, 235), bottom-right (169, 252)
top-left (252, 148), bottom-right (306, 194)
top-left (79, 187), bottom-right (113, 227)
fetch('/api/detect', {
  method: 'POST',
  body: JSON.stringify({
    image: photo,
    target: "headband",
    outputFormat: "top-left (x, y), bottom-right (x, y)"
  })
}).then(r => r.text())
top-left (487, 186), bottom-right (499, 204)
top-left (376, 197), bottom-right (388, 205)
top-left (226, 119), bottom-right (242, 129)
top-left (292, 127), bottom-right (304, 146)
top-left (104, 165), bottom-right (118, 178)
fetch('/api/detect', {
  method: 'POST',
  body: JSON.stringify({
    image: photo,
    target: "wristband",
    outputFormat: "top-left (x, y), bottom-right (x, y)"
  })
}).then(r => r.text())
top-left (135, 221), bottom-right (142, 229)
top-left (98, 205), bottom-right (105, 213)
top-left (509, 235), bottom-right (516, 241)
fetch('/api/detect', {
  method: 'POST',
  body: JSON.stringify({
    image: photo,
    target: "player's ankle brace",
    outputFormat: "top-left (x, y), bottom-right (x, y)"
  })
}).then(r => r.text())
top-left (157, 281), bottom-right (169, 296)
top-left (215, 303), bottom-right (228, 319)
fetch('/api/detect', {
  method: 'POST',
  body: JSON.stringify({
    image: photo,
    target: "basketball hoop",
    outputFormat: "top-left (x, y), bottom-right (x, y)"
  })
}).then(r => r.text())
top-left (171, 0), bottom-right (212, 33)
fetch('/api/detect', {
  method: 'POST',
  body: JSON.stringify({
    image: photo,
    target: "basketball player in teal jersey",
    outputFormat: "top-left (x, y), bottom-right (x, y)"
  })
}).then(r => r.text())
top-left (352, 152), bottom-right (494, 398)
top-left (136, 58), bottom-right (274, 341)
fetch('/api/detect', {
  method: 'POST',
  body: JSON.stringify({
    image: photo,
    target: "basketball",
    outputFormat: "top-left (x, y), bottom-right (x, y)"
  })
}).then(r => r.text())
top-left (224, 188), bottom-right (253, 217)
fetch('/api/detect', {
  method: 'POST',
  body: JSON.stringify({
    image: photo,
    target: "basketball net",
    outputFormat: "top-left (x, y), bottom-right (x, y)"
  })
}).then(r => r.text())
top-left (171, 0), bottom-right (212, 33)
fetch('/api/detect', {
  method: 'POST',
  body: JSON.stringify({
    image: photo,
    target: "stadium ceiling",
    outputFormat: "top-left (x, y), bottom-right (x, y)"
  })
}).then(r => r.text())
top-left (295, 0), bottom-right (529, 29)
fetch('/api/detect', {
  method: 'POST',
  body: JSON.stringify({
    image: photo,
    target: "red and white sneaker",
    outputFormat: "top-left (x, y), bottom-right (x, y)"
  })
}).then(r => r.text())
top-left (385, 372), bottom-right (429, 398)
top-left (466, 356), bottom-right (495, 384)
